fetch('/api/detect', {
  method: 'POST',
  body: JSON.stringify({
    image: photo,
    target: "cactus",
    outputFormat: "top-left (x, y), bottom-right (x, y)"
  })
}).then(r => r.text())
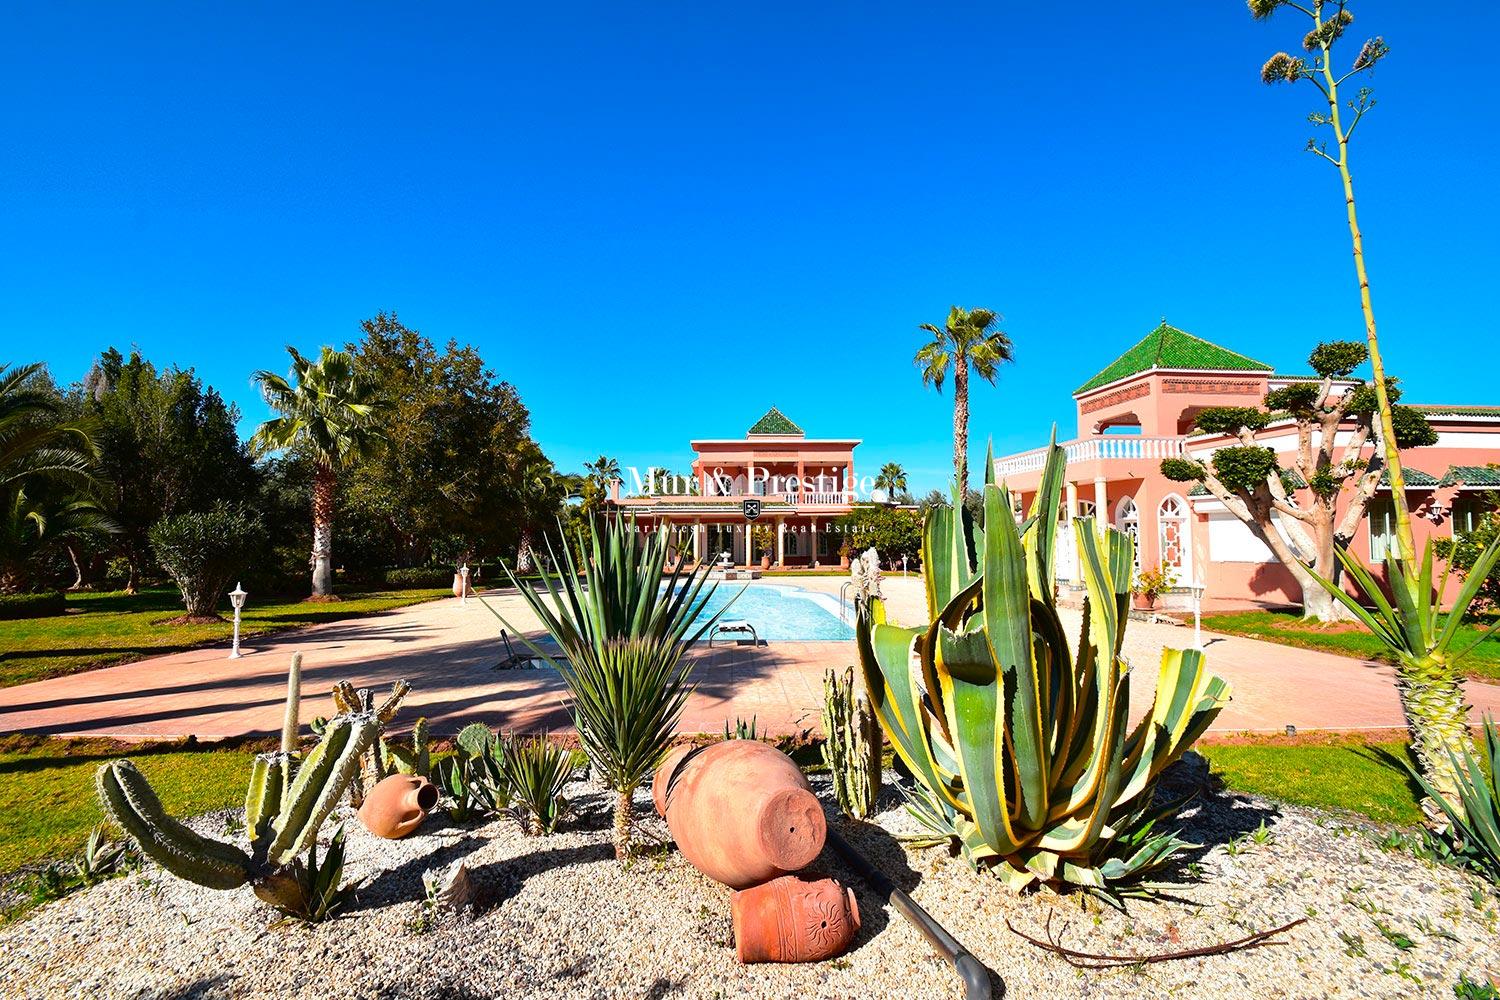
top-left (382, 716), bottom-right (432, 778)
top-left (95, 656), bottom-right (410, 910)
top-left (456, 721), bottom-right (492, 760)
top-left (821, 666), bottom-right (882, 819)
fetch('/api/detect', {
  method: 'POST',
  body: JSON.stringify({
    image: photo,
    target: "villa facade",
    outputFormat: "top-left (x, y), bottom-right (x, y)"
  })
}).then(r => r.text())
top-left (610, 407), bottom-right (860, 567)
top-left (993, 323), bottom-right (1500, 609)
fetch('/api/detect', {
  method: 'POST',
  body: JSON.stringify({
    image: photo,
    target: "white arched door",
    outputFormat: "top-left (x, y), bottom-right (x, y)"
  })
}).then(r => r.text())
top-left (1116, 496), bottom-right (1141, 577)
top-left (1158, 494), bottom-right (1191, 583)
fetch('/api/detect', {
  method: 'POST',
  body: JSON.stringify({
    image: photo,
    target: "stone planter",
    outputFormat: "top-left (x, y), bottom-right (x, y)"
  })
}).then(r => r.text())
top-left (732, 873), bottom-right (860, 963)
top-left (652, 741), bottom-right (825, 889)
top-left (358, 773), bottom-right (438, 839)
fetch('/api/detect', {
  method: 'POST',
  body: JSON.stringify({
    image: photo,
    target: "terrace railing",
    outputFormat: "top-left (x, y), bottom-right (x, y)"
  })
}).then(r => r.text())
top-left (993, 436), bottom-right (1187, 478)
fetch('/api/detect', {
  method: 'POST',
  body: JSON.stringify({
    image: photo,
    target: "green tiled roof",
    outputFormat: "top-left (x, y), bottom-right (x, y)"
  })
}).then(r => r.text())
top-left (1441, 465), bottom-right (1500, 487)
top-left (748, 406), bottom-right (803, 436)
top-left (1075, 322), bottom-right (1273, 394)
top-left (1412, 405), bottom-right (1500, 418)
top-left (1381, 467), bottom-right (1438, 488)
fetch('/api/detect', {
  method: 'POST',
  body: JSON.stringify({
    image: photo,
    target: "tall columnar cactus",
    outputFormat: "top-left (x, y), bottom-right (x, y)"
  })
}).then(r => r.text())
top-left (331, 678), bottom-right (410, 804)
top-left (855, 439), bottom-right (1230, 900)
top-left (821, 666), bottom-right (882, 820)
top-left (381, 716), bottom-right (432, 778)
top-left (95, 658), bottom-right (410, 899)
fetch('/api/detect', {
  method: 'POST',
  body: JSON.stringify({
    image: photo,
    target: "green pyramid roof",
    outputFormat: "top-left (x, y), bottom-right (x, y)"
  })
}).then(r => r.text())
top-left (1075, 323), bottom-right (1273, 394)
top-left (748, 406), bottom-right (804, 436)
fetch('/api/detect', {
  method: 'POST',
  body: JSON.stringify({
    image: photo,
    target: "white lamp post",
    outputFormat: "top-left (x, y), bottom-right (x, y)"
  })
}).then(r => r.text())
top-left (459, 564), bottom-right (471, 605)
top-left (228, 582), bottom-right (248, 659)
top-left (1189, 577), bottom-right (1206, 652)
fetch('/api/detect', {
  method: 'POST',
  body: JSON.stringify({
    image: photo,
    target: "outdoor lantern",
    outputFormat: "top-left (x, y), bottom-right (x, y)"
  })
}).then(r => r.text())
top-left (1188, 577), bottom-right (1206, 652)
top-left (228, 582), bottom-right (248, 659)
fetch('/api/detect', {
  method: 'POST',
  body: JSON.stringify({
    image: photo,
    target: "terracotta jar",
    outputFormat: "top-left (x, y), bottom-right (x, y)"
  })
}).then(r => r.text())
top-left (732, 873), bottom-right (861, 963)
top-left (652, 740), bottom-right (826, 889)
top-left (358, 773), bottom-right (438, 839)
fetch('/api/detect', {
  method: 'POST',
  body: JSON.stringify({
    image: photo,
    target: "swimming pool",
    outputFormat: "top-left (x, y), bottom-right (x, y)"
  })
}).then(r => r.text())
top-left (678, 582), bottom-right (854, 642)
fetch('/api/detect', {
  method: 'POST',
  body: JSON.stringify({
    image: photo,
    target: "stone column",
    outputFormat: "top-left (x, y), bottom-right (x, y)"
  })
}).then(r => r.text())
top-left (1093, 477), bottom-right (1108, 527)
top-left (776, 518), bottom-right (786, 567)
top-left (693, 519), bottom-right (703, 561)
top-left (809, 519), bottom-right (819, 568)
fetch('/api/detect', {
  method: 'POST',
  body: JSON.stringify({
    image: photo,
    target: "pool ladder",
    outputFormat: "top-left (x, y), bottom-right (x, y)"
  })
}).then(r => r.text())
top-left (838, 581), bottom-right (854, 622)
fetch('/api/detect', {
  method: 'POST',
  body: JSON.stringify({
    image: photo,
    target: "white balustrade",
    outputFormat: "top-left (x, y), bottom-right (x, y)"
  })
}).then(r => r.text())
top-left (993, 436), bottom-right (1187, 478)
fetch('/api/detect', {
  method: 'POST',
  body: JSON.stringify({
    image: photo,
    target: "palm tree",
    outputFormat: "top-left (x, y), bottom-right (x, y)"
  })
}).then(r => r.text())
top-left (0, 363), bottom-right (98, 493)
top-left (584, 455), bottom-right (621, 492)
top-left (251, 347), bottom-right (388, 600)
top-left (874, 462), bottom-right (908, 502)
top-left (514, 449), bottom-right (568, 575)
top-left (915, 306), bottom-right (1014, 497)
top-left (0, 487), bottom-right (116, 593)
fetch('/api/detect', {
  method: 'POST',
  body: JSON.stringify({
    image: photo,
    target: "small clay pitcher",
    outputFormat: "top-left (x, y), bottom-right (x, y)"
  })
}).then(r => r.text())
top-left (731, 873), bottom-right (861, 963)
top-left (358, 773), bottom-right (438, 839)
top-left (652, 740), bottom-right (826, 889)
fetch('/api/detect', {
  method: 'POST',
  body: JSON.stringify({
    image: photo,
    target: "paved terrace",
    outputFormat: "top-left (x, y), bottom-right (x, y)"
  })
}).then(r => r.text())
top-left (2, 576), bottom-right (1499, 740)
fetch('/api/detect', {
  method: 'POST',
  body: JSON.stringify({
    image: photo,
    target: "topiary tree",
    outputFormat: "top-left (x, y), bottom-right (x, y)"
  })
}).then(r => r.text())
top-left (149, 502), bottom-right (267, 621)
top-left (1160, 340), bottom-right (1434, 622)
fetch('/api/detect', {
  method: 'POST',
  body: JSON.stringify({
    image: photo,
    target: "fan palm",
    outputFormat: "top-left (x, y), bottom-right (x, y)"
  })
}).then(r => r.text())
top-left (250, 347), bottom-right (388, 599)
top-left (487, 513), bottom-right (733, 859)
top-left (584, 455), bottom-right (621, 491)
top-left (915, 307), bottom-right (1014, 497)
top-left (874, 462), bottom-right (908, 501)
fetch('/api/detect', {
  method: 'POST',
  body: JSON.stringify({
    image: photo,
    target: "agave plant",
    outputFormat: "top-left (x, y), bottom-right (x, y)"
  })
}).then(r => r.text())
top-left (253, 824), bottom-right (360, 925)
top-left (496, 733), bottom-right (576, 836)
top-left (855, 440), bottom-right (1230, 901)
top-left (1312, 539), bottom-right (1500, 823)
top-left (489, 513), bottom-right (731, 859)
top-left (1401, 715), bottom-right (1500, 883)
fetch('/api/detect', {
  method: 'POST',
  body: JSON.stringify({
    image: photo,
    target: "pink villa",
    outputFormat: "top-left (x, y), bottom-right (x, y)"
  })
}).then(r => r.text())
top-left (993, 323), bottom-right (1500, 609)
top-left (610, 407), bottom-right (860, 567)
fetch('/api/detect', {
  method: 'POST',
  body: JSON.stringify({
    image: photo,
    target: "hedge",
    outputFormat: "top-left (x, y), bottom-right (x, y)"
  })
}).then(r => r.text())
top-left (381, 567), bottom-right (456, 589)
top-left (0, 591), bottom-right (67, 620)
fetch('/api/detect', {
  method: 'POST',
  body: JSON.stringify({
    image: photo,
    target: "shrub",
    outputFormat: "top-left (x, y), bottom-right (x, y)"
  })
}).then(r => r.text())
top-left (149, 502), bottom-right (267, 619)
top-left (1436, 509), bottom-right (1500, 613)
top-left (0, 590), bottom-right (66, 620)
top-left (381, 566), bottom-right (454, 589)
top-left (834, 505), bottom-right (923, 565)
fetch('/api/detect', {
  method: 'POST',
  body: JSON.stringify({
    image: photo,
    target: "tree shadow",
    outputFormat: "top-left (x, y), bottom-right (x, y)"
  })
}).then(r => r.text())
top-left (467, 841), bottom-right (618, 913)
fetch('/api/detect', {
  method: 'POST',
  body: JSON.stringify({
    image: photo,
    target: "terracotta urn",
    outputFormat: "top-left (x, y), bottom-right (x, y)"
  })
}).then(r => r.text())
top-left (731, 873), bottom-right (861, 963)
top-left (652, 740), bottom-right (826, 889)
top-left (358, 773), bottom-right (438, 839)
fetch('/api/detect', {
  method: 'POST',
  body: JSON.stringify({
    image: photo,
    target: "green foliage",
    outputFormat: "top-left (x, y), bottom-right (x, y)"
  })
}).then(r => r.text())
top-left (724, 716), bottom-right (759, 740)
top-left (821, 667), bottom-right (881, 820)
top-left (495, 733), bottom-right (575, 836)
top-left (381, 717), bottom-right (432, 778)
top-left (381, 566), bottom-right (455, 589)
top-left (492, 513), bottom-right (731, 859)
top-left (834, 505), bottom-right (923, 564)
top-left (0, 590), bottom-right (65, 619)
top-left (1440, 509), bottom-right (1500, 613)
top-left (856, 443), bottom-right (1229, 901)
top-left (1211, 446), bottom-right (1279, 493)
top-left (252, 825), bottom-right (359, 925)
top-left (1133, 564), bottom-right (1176, 602)
top-left (1158, 457), bottom-right (1205, 483)
top-left (1193, 406), bottom-right (1269, 435)
top-left (1262, 381), bottom-right (1320, 417)
top-left (1402, 717), bottom-right (1500, 884)
top-left (1391, 404), bottom-right (1439, 448)
top-left (148, 502), bottom-right (267, 618)
top-left (1456, 975), bottom-right (1500, 1000)
top-left (1344, 376), bottom-right (1402, 416)
top-left (1309, 340), bottom-right (1368, 378)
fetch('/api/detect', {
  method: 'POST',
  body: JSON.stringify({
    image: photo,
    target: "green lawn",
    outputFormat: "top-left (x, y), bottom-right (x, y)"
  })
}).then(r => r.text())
top-left (1199, 737), bottom-right (1425, 826)
top-left (1202, 609), bottom-right (1500, 682)
top-left (0, 586), bottom-right (451, 687)
top-left (0, 738), bottom-right (257, 875)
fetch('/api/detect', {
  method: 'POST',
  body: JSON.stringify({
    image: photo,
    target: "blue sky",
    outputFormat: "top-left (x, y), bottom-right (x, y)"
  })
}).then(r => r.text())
top-left (1, 3), bottom-right (1494, 495)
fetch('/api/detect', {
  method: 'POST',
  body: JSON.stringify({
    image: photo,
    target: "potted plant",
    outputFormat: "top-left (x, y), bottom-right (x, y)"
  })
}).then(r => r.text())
top-left (752, 525), bottom-right (774, 569)
top-left (838, 538), bottom-right (855, 570)
top-left (1132, 564), bottom-right (1175, 611)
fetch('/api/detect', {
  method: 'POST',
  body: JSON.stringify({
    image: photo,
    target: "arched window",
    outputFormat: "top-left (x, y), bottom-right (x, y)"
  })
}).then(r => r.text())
top-left (1116, 496), bottom-right (1141, 575)
top-left (1158, 493), bottom-right (1191, 581)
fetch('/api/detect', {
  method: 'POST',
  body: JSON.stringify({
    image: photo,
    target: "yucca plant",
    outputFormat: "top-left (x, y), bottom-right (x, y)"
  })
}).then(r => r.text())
top-left (488, 513), bottom-right (732, 859)
top-left (1401, 715), bottom-right (1500, 882)
top-left (855, 440), bottom-right (1230, 902)
top-left (1312, 539), bottom-right (1500, 822)
top-left (496, 733), bottom-right (575, 836)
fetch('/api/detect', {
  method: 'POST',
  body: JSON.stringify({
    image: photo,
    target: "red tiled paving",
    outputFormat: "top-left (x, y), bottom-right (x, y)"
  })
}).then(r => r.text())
top-left (2, 582), bottom-right (1499, 740)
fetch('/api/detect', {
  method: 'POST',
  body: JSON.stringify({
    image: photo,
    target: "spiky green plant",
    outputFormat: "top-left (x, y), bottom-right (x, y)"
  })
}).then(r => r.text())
top-left (1401, 716), bottom-right (1500, 883)
top-left (855, 440), bottom-right (1230, 901)
top-left (381, 717), bottom-right (432, 778)
top-left (724, 715), bottom-right (759, 740)
top-left (496, 733), bottom-right (575, 836)
top-left (253, 824), bottom-right (360, 925)
top-left (487, 512), bottom-right (733, 860)
top-left (96, 654), bottom-right (405, 904)
top-left (73, 824), bottom-right (131, 885)
top-left (1312, 539), bottom-right (1500, 821)
top-left (822, 666), bottom-right (882, 820)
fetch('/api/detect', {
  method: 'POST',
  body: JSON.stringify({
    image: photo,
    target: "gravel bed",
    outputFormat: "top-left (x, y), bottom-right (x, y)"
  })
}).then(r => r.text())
top-left (3, 761), bottom-right (1498, 999)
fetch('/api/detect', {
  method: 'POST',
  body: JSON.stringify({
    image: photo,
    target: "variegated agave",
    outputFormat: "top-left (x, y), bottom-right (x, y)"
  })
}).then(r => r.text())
top-left (855, 440), bottom-right (1230, 901)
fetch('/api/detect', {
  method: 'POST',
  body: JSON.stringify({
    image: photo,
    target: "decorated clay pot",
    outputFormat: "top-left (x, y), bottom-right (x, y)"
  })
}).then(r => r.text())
top-left (652, 740), bottom-right (826, 889)
top-left (731, 873), bottom-right (861, 964)
top-left (358, 773), bottom-right (438, 839)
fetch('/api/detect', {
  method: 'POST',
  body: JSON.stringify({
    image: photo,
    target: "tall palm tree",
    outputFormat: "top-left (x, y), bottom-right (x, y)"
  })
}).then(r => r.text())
top-left (584, 455), bottom-right (621, 492)
top-left (251, 347), bottom-right (388, 599)
top-left (915, 306), bottom-right (1014, 497)
top-left (874, 461), bottom-right (908, 502)
top-left (0, 363), bottom-right (98, 493)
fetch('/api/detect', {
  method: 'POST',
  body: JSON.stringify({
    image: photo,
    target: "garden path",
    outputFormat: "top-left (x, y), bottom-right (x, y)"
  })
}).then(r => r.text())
top-left (1, 576), bottom-right (1497, 740)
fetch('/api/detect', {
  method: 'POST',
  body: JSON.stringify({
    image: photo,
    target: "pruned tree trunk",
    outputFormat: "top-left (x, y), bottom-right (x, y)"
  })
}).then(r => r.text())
top-left (613, 789), bottom-right (633, 860)
top-left (953, 364), bottom-right (969, 496)
top-left (310, 464), bottom-right (337, 600)
top-left (516, 531), bottom-right (536, 575)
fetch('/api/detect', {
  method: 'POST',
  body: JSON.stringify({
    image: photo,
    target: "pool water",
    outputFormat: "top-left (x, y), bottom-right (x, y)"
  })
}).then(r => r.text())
top-left (678, 582), bottom-right (853, 642)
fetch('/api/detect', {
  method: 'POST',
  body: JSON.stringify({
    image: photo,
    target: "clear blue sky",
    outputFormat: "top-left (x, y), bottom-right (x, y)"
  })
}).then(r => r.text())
top-left (1, 3), bottom-right (1494, 495)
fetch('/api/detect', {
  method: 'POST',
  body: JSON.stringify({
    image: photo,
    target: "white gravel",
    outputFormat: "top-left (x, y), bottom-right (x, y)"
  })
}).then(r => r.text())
top-left (3, 760), bottom-right (1499, 999)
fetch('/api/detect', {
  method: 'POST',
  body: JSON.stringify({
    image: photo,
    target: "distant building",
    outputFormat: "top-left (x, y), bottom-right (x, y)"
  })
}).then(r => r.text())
top-left (992, 322), bottom-right (1500, 608)
top-left (610, 407), bottom-right (860, 567)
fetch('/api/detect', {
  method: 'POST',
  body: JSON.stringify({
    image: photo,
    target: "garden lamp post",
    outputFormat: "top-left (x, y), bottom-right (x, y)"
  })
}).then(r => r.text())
top-left (1188, 577), bottom-right (1206, 652)
top-left (459, 564), bottom-right (470, 605)
top-left (228, 583), bottom-right (248, 659)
